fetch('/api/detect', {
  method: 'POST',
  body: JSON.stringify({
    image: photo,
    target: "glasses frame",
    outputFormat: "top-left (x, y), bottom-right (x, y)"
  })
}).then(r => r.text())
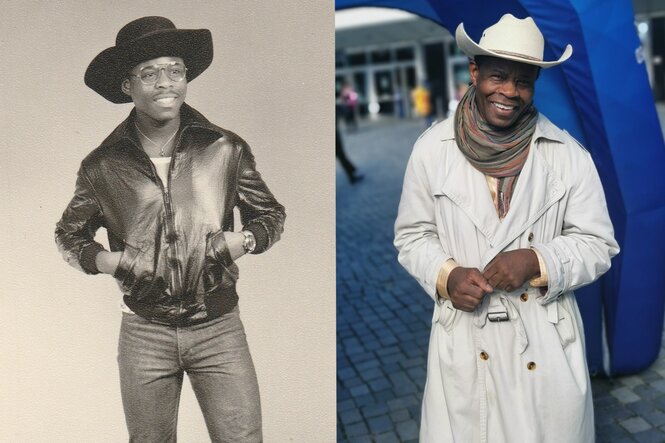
top-left (129, 62), bottom-right (188, 85)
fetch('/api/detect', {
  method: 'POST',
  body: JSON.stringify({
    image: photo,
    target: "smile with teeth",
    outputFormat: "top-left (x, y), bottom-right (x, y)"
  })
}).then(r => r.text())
top-left (492, 102), bottom-right (516, 111)
top-left (155, 96), bottom-right (177, 105)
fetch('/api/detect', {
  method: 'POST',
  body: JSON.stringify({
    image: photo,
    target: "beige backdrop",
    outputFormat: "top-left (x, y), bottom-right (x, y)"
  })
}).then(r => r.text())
top-left (1, 1), bottom-right (335, 441)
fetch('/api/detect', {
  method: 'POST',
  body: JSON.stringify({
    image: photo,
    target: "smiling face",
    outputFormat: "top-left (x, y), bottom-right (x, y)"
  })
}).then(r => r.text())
top-left (469, 56), bottom-right (539, 130)
top-left (122, 56), bottom-right (187, 124)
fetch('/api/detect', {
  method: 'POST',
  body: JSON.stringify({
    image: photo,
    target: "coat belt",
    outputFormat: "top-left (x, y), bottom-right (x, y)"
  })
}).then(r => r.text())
top-left (473, 290), bottom-right (560, 354)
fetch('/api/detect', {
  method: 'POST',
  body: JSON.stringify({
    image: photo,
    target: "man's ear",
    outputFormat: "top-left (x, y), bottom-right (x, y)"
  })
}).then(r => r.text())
top-left (121, 79), bottom-right (132, 96)
top-left (468, 61), bottom-right (478, 87)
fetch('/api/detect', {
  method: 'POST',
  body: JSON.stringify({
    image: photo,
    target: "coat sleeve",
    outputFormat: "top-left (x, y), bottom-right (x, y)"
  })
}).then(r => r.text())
top-left (394, 142), bottom-right (452, 302)
top-left (532, 150), bottom-right (620, 304)
top-left (54, 165), bottom-right (107, 274)
top-left (235, 142), bottom-right (286, 254)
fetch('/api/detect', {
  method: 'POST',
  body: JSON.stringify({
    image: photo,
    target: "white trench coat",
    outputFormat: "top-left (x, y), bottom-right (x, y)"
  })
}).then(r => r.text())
top-left (394, 115), bottom-right (619, 443)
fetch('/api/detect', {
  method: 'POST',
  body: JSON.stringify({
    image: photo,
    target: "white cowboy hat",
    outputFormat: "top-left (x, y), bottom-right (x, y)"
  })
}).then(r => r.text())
top-left (455, 14), bottom-right (572, 68)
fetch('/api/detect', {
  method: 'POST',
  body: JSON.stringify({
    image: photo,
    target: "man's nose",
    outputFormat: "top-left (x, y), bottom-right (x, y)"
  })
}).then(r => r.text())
top-left (155, 68), bottom-right (171, 88)
top-left (498, 80), bottom-right (518, 97)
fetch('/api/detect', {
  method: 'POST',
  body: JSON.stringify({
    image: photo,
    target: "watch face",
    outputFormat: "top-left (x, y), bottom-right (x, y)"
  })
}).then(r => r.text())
top-left (243, 231), bottom-right (256, 252)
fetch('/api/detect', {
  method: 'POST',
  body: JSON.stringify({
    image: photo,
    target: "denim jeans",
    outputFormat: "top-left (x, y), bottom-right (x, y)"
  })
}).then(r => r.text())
top-left (117, 306), bottom-right (262, 442)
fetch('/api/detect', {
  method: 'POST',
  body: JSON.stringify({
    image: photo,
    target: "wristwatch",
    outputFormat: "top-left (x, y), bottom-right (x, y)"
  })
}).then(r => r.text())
top-left (241, 230), bottom-right (256, 253)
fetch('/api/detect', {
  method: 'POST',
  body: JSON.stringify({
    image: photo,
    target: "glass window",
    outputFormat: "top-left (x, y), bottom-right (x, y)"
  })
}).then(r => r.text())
top-left (347, 52), bottom-right (367, 66)
top-left (395, 47), bottom-right (414, 61)
top-left (371, 49), bottom-right (391, 64)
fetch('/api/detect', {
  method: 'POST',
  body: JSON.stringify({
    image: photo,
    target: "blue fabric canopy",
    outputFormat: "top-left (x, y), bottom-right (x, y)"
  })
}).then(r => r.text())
top-left (337, 0), bottom-right (665, 375)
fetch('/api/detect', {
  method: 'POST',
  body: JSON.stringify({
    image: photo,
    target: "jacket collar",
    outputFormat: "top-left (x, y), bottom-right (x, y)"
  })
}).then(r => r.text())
top-left (99, 103), bottom-right (226, 149)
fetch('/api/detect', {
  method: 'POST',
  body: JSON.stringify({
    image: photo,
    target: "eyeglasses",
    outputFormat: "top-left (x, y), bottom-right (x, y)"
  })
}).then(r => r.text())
top-left (129, 62), bottom-right (187, 85)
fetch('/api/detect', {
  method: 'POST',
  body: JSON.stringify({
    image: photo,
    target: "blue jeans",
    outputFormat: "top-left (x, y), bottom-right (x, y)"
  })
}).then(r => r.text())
top-left (117, 306), bottom-right (262, 442)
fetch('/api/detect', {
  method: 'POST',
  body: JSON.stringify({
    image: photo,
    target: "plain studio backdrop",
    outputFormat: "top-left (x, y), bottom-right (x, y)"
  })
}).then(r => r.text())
top-left (1, 1), bottom-right (334, 441)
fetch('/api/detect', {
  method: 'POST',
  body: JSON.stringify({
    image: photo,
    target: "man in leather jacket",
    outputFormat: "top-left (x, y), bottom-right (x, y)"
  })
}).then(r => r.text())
top-left (55, 16), bottom-right (285, 442)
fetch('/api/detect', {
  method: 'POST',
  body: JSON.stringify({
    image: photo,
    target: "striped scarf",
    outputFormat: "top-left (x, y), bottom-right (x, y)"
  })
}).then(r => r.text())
top-left (454, 85), bottom-right (537, 218)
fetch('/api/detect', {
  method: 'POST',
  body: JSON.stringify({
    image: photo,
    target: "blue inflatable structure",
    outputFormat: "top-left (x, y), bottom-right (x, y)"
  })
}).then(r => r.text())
top-left (337, 0), bottom-right (665, 375)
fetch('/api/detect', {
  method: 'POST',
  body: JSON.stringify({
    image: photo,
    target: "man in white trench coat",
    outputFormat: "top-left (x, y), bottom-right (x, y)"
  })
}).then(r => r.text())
top-left (394, 14), bottom-right (620, 443)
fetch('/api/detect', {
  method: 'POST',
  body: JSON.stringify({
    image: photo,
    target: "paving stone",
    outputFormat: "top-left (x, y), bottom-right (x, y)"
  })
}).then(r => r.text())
top-left (374, 389), bottom-right (395, 403)
top-left (641, 371), bottom-right (662, 384)
top-left (359, 367), bottom-right (384, 383)
top-left (597, 436), bottom-right (636, 443)
top-left (354, 393), bottom-right (377, 408)
top-left (621, 375), bottom-right (647, 389)
top-left (599, 422), bottom-right (635, 441)
top-left (653, 395), bottom-right (665, 411)
top-left (635, 384), bottom-right (662, 401)
top-left (338, 398), bottom-right (356, 412)
top-left (596, 394), bottom-right (621, 409)
top-left (369, 377), bottom-right (392, 392)
top-left (627, 400), bottom-right (656, 416)
top-left (603, 404), bottom-right (638, 421)
top-left (596, 409), bottom-right (617, 426)
top-left (408, 404), bottom-right (422, 421)
top-left (344, 421), bottom-right (369, 438)
top-left (650, 380), bottom-right (665, 394)
top-left (390, 408), bottom-right (411, 423)
top-left (632, 428), bottom-right (665, 443)
top-left (620, 417), bottom-right (652, 434)
top-left (367, 415), bottom-right (393, 434)
top-left (361, 403), bottom-right (389, 419)
top-left (339, 408), bottom-right (363, 426)
top-left (338, 367), bottom-right (357, 381)
top-left (642, 409), bottom-right (665, 427)
top-left (396, 420), bottom-right (420, 441)
top-left (374, 431), bottom-right (401, 443)
top-left (612, 387), bottom-right (641, 404)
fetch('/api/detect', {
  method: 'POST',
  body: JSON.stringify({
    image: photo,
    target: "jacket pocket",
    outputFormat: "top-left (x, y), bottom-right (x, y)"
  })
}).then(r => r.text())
top-left (113, 240), bottom-right (154, 295)
top-left (554, 304), bottom-right (576, 348)
top-left (203, 230), bottom-right (239, 294)
top-left (435, 298), bottom-right (458, 334)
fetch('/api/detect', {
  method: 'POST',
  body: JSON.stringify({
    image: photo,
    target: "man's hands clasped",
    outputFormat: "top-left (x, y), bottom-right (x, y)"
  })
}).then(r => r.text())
top-left (446, 249), bottom-right (540, 312)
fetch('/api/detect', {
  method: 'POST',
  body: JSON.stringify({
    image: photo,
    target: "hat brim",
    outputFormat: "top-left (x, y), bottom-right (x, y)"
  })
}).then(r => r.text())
top-left (85, 28), bottom-right (213, 103)
top-left (455, 23), bottom-right (572, 68)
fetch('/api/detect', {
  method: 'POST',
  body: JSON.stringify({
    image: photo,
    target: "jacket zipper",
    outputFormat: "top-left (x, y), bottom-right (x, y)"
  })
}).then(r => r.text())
top-left (130, 130), bottom-right (186, 302)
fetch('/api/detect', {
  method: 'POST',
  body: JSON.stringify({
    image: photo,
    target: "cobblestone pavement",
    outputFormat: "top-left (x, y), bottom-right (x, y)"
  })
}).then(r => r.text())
top-left (336, 112), bottom-right (665, 443)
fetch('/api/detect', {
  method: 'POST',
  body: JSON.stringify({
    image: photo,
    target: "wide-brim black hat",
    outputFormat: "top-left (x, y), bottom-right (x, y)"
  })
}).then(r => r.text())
top-left (85, 16), bottom-right (213, 103)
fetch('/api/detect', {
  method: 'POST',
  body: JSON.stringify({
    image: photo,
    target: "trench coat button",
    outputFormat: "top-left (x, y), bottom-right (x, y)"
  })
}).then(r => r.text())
top-left (528, 233), bottom-right (534, 242)
top-left (527, 362), bottom-right (536, 370)
top-left (520, 293), bottom-right (529, 302)
top-left (479, 351), bottom-right (489, 360)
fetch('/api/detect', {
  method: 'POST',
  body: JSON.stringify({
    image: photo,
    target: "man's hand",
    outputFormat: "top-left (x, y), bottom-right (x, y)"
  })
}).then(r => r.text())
top-left (447, 267), bottom-right (493, 312)
top-left (482, 249), bottom-right (540, 292)
top-left (95, 251), bottom-right (122, 275)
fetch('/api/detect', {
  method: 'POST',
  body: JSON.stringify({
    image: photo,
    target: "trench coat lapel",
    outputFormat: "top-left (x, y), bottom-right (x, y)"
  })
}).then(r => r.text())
top-left (482, 141), bottom-right (566, 267)
top-left (437, 151), bottom-right (502, 244)
top-left (437, 134), bottom-right (565, 266)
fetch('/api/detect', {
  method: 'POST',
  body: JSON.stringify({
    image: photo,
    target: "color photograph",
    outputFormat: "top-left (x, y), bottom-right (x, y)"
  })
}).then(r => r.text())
top-left (1, 1), bottom-right (334, 441)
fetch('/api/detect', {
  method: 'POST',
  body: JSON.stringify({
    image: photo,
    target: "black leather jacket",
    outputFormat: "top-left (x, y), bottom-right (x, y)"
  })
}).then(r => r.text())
top-left (55, 104), bottom-right (285, 325)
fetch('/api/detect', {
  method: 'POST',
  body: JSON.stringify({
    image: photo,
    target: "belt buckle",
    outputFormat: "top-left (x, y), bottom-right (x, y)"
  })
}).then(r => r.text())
top-left (487, 310), bottom-right (509, 322)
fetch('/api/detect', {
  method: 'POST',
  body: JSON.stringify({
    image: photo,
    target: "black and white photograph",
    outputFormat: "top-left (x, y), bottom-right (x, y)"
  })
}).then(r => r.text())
top-left (2, 1), bottom-right (334, 441)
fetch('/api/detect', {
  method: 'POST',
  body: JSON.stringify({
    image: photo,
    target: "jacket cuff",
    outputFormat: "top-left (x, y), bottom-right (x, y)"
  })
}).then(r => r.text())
top-left (79, 243), bottom-right (105, 275)
top-left (436, 259), bottom-right (459, 300)
top-left (243, 222), bottom-right (269, 254)
top-left (529, 248), bottom-right (549, 287)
